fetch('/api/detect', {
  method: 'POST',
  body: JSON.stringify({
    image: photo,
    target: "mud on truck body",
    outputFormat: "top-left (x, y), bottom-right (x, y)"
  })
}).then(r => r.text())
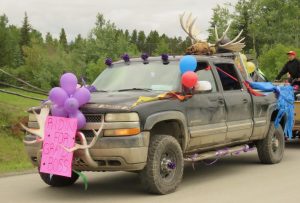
top-left (24, 53), bottom-right (285, 194)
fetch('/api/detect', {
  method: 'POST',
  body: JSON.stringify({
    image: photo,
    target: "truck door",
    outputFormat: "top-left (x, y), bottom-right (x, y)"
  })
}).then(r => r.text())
top-left (186, 62), bottom-right (227, 150)
top-left (214, 62), bottom-right (253, 143)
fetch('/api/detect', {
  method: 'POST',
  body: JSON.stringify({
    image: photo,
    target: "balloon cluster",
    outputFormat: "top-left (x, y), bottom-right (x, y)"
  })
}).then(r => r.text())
top-left (179, 55), bottom-right (198, 88)
top-left (48, 73), bottom-right (91, 129)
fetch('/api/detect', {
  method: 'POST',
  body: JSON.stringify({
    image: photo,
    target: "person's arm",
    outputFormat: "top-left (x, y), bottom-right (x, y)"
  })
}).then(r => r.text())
top-left (275, 63), bottom-right (288, 80)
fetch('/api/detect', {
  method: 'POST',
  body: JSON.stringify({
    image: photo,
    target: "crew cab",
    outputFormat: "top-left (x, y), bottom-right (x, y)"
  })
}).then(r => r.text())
top-left (24, 54), bottom-right (285, 194)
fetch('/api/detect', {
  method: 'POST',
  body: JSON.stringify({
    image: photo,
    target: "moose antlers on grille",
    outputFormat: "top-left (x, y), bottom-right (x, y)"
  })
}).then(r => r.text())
top-left (22, 105), bottom-right (104, 152)
top-left (179, 12), bottom-right (245, 54)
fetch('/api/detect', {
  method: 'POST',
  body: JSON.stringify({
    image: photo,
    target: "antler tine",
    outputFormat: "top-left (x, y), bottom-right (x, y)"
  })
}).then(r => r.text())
top-left (20, 123), bottom-right (42, 138)
top-left (90, 116), bottom-right (105, 147)
top-left (61, 116), bottom-right (105, 153)
top-left (179, 13), bottom-right (189, 35)
top-left (220, 30), bottom-right (244, 47)
top-left (220, 37), bottom-right (245, 48)
top-left (21, 106), bottom-right (50, 139)
top-left (179, 12), bottom-right (197, 42)
top-left (188, 17), bottom-right (199, 41)
top-left (219, 21), bottom-right (232, 42)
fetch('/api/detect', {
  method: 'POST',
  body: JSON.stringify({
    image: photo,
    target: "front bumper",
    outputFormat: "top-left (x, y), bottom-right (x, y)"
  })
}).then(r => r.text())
top-left (24, 131), bottom-right (150, 171)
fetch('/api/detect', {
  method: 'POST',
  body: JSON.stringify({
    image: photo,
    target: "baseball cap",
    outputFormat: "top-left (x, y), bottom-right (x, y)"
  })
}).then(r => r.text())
top-left (287, 51), bottom-right (296, 56)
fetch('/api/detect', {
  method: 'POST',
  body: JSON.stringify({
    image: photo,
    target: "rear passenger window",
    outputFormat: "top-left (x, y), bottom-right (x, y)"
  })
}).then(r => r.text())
top-left (215, 63), bottom-right (242, 91)
top-left (195, 62), bottom-right (217, 92)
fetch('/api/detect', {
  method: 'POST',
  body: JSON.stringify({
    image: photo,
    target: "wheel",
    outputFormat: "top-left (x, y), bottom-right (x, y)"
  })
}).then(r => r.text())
top-left (256, 122), bottom-right (285, 164)
top-left (139, 135), bottom-right (184, 194)
top-left (39, 171), bottom-right (79, 187)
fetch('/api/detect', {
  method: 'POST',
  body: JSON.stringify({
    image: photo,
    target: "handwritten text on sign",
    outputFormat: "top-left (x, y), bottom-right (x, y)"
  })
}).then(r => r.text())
top-left (40, 116), bottom-right (77, 177)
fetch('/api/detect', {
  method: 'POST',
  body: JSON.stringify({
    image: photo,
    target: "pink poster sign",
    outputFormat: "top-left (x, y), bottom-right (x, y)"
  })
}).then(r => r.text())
top-left (40, 116), bottom-right (77, 177)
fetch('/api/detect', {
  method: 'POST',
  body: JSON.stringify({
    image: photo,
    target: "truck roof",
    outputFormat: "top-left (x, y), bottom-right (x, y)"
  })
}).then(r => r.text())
top-left (113, 54), bottom-right (236, 65)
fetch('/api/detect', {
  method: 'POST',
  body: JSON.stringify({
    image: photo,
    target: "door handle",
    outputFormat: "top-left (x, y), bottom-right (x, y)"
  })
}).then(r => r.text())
top-left (242, 99), bottom-right (248, 103)
top-left (218, 98), bottom-right (224, 105)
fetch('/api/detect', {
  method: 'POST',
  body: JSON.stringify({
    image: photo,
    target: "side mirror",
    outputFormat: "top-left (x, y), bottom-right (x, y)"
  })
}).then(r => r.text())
top-left (194, 81), bottom-right (212, 93)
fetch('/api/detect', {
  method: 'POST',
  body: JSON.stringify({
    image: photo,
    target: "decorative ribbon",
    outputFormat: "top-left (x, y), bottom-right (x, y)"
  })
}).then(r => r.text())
top-left (73, 170), bottom-right (88, 191)
top-left (131, 91), bottom-right (192, 108)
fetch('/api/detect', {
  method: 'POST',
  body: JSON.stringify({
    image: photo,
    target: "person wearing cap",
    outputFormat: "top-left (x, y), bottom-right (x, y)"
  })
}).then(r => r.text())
top-left (275, 51), bottom-right (300, 83)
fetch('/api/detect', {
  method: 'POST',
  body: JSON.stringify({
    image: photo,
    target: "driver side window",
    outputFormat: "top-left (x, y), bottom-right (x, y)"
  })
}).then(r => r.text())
top-left (195, 62), bottom-right (217, 93)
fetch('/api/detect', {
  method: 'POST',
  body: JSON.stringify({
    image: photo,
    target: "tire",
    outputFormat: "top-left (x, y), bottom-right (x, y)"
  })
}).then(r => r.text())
top-left (139, 135), bottom-right (184, 195)
top-left (256, 122), bottom-right (285, 164)
top-left (39, 171), bottom-right (79, 187)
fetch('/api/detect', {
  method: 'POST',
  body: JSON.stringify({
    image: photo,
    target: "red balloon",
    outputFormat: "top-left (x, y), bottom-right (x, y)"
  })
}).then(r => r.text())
top-left (182, 71), bottom-right (198, 88)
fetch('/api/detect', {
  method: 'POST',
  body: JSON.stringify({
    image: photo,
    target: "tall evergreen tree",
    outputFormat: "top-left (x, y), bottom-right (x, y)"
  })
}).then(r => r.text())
top-left (45, 32), bottom-right (53, 44)
top-left (19, 12), bottom-right (31, 47)
top-left (137, 31), bottom-right (146, 52)
top-left (145, 30), bottom-right (160, 55)
top-left (124, 29), bottom-right (130, 41)
top-left (59, 28), bottom-right (68, 50)
top-left (130, 29), bottom-right (137, 44)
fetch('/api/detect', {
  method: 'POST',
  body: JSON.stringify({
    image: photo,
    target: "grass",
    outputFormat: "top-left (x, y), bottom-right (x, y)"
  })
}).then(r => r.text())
top-left (0, 87), bottom-right (46, 174)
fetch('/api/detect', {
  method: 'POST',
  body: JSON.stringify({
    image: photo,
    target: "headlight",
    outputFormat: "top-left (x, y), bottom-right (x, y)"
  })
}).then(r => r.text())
top-left (104, 128), bottom-right (141, 136)
top-left (105, 113), bottom-right (139, 122)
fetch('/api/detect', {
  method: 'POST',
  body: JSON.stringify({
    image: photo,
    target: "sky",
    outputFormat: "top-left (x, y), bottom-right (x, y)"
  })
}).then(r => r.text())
top-left (0, 0), bottom-right (238, 41)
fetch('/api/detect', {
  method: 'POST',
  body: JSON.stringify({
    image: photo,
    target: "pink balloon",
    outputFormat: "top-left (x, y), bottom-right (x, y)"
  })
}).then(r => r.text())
top-left (182, 71), bottom-right (198, 88)
top-left (49, 87), bottom-right (68, 106)
top-left (51, 105), bottom-right (68, 117)
top-left (73, 87), bottom-right (91, 106)
top-left (60, 73), bottom-right (78, 95)
top-left (64, 98), bottom-right (79, 114)
top-left (69, 111), bottom-right (86, 129)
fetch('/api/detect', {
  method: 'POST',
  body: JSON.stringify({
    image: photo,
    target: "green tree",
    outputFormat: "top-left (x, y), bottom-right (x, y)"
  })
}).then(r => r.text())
top-left (124, 29), bottom-right (130, 41)
top-left (130, 29), bottom-right (137, 44)
top-left (19, 12), bottom-right (31, 47)
top-left (154, 39), bottom-right (170, 55)
top-left (207, 4), bottom-right (234, 43)
top-left (59, 28), bottom-right (68, 50)
top-left (45, 32), bottom-right (53, 44)
top-left (258, 44), bottom-right (300, 80)
top-left (145, 30), bottom-right (160, 55)
top-left (137, 30), bottom-right (146, 52)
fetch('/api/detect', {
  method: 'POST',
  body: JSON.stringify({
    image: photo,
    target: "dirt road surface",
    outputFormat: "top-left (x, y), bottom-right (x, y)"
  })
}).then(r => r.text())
top-left (1, 142), bottom-right (300, 203)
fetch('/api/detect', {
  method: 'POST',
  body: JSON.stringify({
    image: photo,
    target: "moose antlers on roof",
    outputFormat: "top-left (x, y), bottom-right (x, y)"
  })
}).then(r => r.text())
top-left (179, 12), bottom-right (245, 55)
top-left (214, 22), bottom-right (246, 52)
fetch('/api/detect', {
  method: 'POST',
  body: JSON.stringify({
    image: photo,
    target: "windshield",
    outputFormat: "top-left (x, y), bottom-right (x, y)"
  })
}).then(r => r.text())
top-left (92, 61), bottom-right (181, 92)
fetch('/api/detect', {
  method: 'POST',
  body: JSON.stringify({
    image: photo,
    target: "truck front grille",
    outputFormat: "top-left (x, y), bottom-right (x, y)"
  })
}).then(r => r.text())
top-left (85, 114), bottom-right (103, 123)
top-left (80, 130), bottom-right (96, 138)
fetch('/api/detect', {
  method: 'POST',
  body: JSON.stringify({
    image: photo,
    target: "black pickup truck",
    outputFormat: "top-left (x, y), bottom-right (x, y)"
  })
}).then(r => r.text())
top-left (24, 53), bottom-right (285, 194)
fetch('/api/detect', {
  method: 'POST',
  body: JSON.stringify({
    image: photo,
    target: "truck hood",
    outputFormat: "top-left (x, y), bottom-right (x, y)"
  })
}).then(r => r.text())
top-left (81, 91), bottom-right (160, 113)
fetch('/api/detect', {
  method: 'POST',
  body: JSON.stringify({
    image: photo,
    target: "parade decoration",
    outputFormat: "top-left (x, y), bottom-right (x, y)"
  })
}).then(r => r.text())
top-left (49, 73), bottom-right (91, 129)
top-left (179, 55), bottom-right (197, 74)
top-left (246, 62), bottom-right (256, 74)
top-left (180, 12), bottom-right (245, 55)
top-left (21, 106), bottom-right (50, 140)
top-left (21, 73), bottom-right (106, 190)
top-left (141, 53), bottom-right (149, 64)
top-left (40, 116), bottom-right (77, 177)
top-left (161, 54), bottom-right (169, 64)
top-left (182, 71), bottom-right (198, 88)
top-left (122, 53), bottom-right (130, 63)
top-left (274, 85), bottom-right (294, 139)
top-left (249, 82), bottom-right (294, 138)
top-left (105, 58), bottom-right (113, 67)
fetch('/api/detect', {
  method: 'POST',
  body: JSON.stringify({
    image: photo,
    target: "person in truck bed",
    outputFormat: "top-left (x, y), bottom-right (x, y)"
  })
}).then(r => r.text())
top-left (275, 51), bottom-right (300, 84)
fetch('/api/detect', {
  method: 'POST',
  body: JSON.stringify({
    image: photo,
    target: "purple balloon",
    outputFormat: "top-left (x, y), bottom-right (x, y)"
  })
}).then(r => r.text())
top-left (69, 110), bottom-right (86, 129)
top-left (73, 87), bottom-right (91, 106)
top-left (49, 87), bottom-right (68, 106)
top-left (60, 73), bottom-right (78, 95)
top-left (51, 105), bottom-right (68, 117)
top-left (64, 98), bottom-right (79, 114)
